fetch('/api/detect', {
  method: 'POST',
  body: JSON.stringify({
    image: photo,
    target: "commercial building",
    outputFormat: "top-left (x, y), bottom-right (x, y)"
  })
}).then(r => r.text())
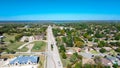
top-left (9, 56), bottom-right (39, 65)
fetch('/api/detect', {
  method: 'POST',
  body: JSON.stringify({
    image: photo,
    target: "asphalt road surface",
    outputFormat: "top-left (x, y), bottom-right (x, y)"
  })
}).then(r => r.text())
top-left (46, 25), bottom-right (63, 68)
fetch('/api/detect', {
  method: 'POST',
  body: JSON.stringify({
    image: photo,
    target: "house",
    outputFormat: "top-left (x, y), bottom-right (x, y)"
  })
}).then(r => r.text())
top-left (103, 47), bottom-right (112, 52)
top-left (9, 56), bottom-right (39, 65)
top-left (20, 36), bottom-right (29, 42)
top-left (0, 35), bottom-right (4, 43)
top-left (20, 35), bottom-right (44, 42)
top-left (24, 25), bottom-right (30, 28)
top-left (66, 48), bottom-right (75, 55)
top-left (82, 58), bottom-right (95, 65)
top-left (106, 56), bottom-right (120, 66)
top-left (79, 52), bottom-right (94, 59)
top-left (116, 55), bottom-right (120, 60)
top-left (101, 58), bottom-right (112, 66)
top-left (34, 34), bottom-right (44, 40)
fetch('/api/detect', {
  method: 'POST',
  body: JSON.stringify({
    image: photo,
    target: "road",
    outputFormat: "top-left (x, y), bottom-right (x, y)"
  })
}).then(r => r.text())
top-left (46, 25), bottom-right (63, 68)
top-left (1, 52), bottom-right (44, 56)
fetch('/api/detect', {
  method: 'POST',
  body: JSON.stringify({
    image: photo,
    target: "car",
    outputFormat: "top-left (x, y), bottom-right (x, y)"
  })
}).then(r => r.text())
top-left (58, 61), bottom-right (61, 66)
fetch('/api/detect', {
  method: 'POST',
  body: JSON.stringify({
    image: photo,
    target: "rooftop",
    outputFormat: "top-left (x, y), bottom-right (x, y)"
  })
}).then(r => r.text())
top-left (10, 56), bottom-right (39, 65)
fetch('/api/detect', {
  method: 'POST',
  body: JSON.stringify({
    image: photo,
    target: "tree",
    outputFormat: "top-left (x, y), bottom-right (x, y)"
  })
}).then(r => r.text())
top-left (70, 54), bottom-right (77, 62)
top-left (84, 64), bottom-right (92, 68)
top-left (113, 64), bottom-right (118, 68)
top-left (73, 37), bottom-right (84, 42)
top-left (62, 37), bottom-right (67, 43)
top-left (75, 41), bottom-right (84, 48)
top-left (95, 33), bottom-right (104, 38)
top-left (73, 52), bottom-right (78, 58)
top-left (56, 37), bottom-right (62, 45)
top-left (115, 48), bottom-right (120, 52)
top-left (98, 41), bottom-right (106, 47)
top-left (9, 40), bottom-right (14, 43)
top-left (67, 64), bottom-right (72, 68)
top-left (70, 53), bottom-right (79, 62)
top-left (59, 45), bottom-right (66, 52)
top-left (116, 42), bottom-right (120, 47)
top-left (115, 36), bottom-right (120, 40)
top-left (60, 29), bottom-right (65, 36)
top-left (15, 34), bottom-right (23, 41)
top-left (88, 37), bottom-right (93, 41)
top-left (66, 36), bottom-right (73, 47)
top-left (99, 48), bottom-right (106, 53)
top-left (94, 39), bottom-right (99, 42)
top-left (94, 56), bottom-right (101, 64)
top-left (61, 51), bottom-right (67, 59)
top-left (83, 33), bottom-right (90, 39)
top-left (74, 62), bottom-right (82, 68)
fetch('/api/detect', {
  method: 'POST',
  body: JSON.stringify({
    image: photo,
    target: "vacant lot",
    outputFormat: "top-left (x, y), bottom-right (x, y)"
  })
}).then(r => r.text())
top-left (7, 42), bottom-right (25, 51)
top-left (3, 33), bottom-right (16, 42)
top-left (1, 34), bottom-right (25, 52)
top-left (32, 41), bottom-right (46, 52)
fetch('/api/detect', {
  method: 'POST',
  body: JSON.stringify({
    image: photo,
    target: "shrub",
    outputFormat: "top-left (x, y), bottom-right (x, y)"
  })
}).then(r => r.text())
top-left (99, 48), bottom-right (106, 53)
top-left (115, 48), bottom-right (120, 52)
top-left (9, 40), bottom-right (14, 43)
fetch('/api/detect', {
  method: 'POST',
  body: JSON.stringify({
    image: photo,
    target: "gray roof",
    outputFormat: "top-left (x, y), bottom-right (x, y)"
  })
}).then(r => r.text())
top-left (106, 56), bottom-right (120, 65)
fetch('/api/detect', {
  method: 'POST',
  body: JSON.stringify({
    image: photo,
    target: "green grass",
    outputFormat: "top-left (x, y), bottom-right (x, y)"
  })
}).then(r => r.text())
top-left (59, 53), bottom-right (71, 67)
top-left (109, 50), bottom-right (117, 56)
top-left (19, 46), bottom-right (28, 52)
top-left (38, 55), bottom-right (45, 68)
top-left (32, 41), bottom-right (46, 52)
top-left (1, 34), bottom-right (25, 52)
top-left (7, 42), bottom-right (25, 51)
top-left (90, 50), bottom-right (99, 54)
top-left (3, 33), bottom-right (17, 42)
top-left (62, 58), bottom-right (71, 67)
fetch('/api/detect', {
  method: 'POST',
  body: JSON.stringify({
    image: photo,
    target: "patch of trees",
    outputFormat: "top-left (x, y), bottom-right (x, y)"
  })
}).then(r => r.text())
top-left (62, 36), bottom-right (73, 47)
top-left (83, 33), bottom-right (91, 39)
top-left (73, 37), bottom-right (84, 47)
top-left (9, 40), bottom-right (14, 43)
top-left (15, 34), bottom-right (23, 41)
top-left (52, 28), bottom-right (61, 37)
top-left (67, 53), bottom-right (82, 68)
top-left (95, 33), bottom-right (105, 38)
top-left (0, 24), bottom-right (47, 36)
top-left (115, 35), bottom-right (120, 40)
top-left (0, 48), bottom-right (6, 53)
top-left (99, 48), bottom-right (106, 53)
top-left (115, 48), bottom-right (120, 52)
top-left (59, 45), bottom-right (66, 52)
top-left (5, 49), bottom-right (16, 54)
top-left (98, 41), bottom-right (106, 47)
top-left (109, 42), bottom-right (120, 47)
top-left (0, 24), bottom-right (25, 34)
top-left (59, 45), bottom-right (67, 59)
top-left (83, 64), bottom-right (110, 68)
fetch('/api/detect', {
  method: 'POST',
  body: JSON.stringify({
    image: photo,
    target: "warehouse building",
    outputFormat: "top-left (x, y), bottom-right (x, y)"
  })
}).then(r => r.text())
top-left (9, 56), bottom-right (39, 65)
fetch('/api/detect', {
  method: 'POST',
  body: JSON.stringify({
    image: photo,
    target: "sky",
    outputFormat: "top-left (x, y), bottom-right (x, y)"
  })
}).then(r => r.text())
top-left (0, 0), bottom-right (120, 20)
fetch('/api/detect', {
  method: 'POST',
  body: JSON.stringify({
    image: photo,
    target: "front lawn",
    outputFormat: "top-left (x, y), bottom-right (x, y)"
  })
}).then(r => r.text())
top-left (90, 50), bottom-right (99, 54)
top-left (19, 46), bottom-right (28, 52)
top-left (31, 41), bottom-right (46, 52)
